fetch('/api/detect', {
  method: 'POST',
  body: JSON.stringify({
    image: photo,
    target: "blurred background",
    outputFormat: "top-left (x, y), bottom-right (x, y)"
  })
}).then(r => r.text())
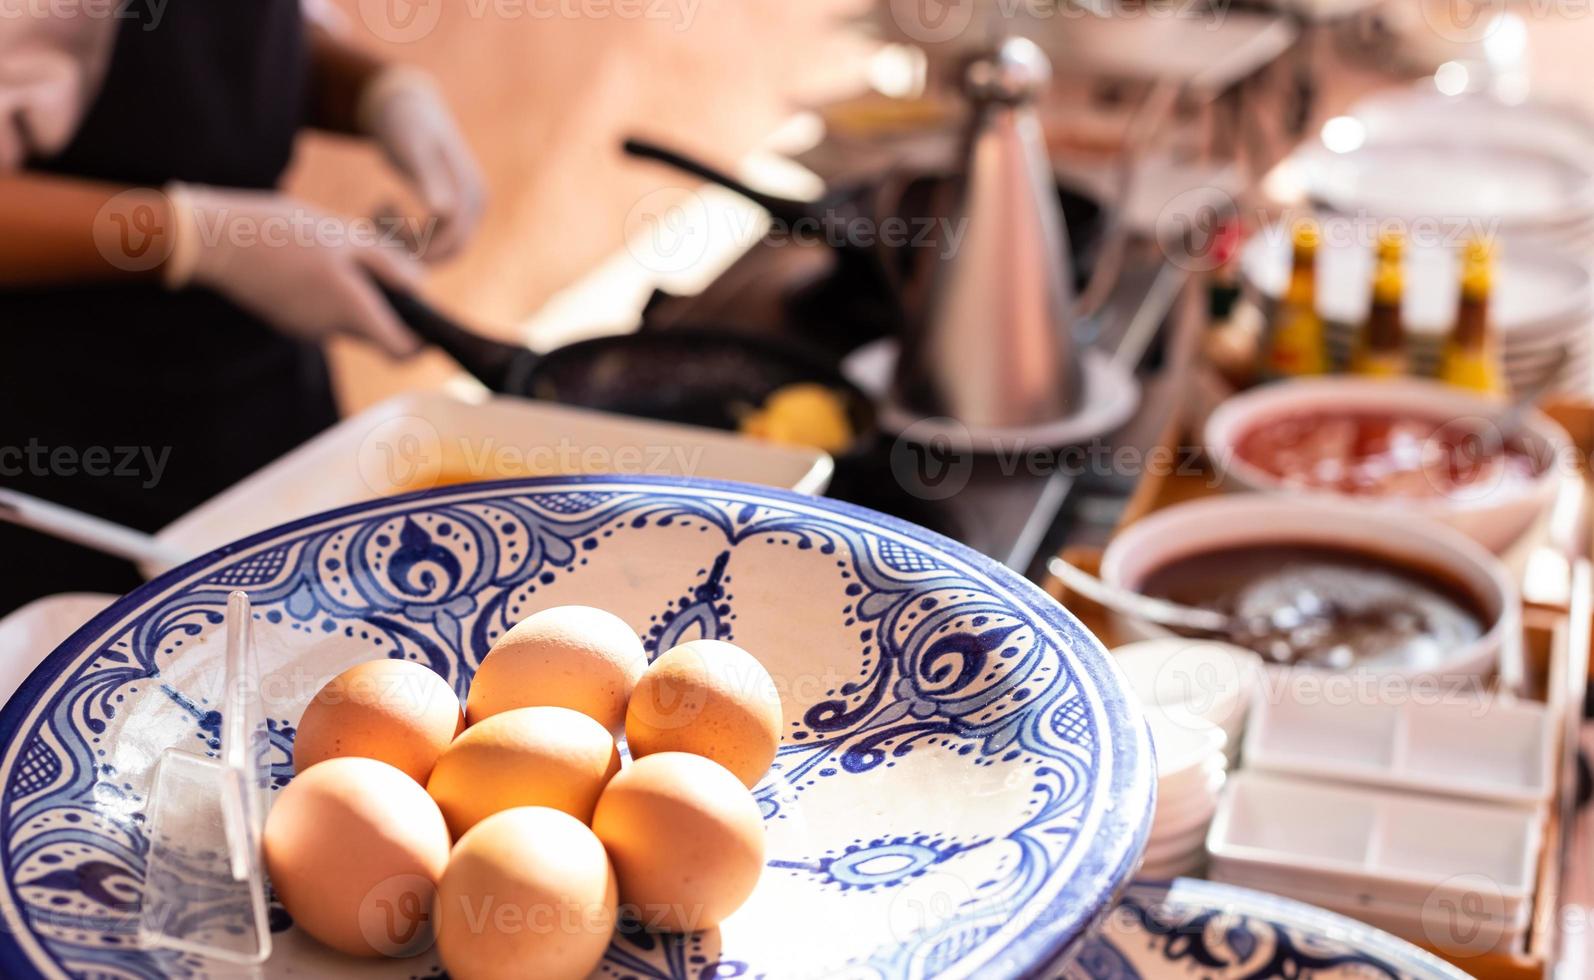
top-left (294, 0), bottom-right (1594, 411)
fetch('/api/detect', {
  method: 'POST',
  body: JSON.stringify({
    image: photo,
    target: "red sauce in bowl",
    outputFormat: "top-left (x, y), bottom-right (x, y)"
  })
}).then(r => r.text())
top-left (1234, 411), bottom-right (1540, 500)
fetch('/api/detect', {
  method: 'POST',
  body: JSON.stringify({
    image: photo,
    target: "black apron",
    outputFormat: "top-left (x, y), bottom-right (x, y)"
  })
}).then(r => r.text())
top-left (0, 1), bottom-right (338, 612)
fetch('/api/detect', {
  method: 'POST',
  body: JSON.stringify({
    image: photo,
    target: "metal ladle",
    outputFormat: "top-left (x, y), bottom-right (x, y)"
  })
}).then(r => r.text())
top-left (1047, 555), bottom-right (1232, 635)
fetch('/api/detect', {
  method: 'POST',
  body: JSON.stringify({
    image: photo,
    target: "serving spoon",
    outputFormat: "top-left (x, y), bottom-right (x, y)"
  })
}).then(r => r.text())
top-left (1046, 556), bottom-right (1233, 635)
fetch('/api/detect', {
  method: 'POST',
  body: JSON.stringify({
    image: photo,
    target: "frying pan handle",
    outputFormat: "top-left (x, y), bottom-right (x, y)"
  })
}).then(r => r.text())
top-left (373, 279), bottom-right (536, 394)
top-left (622, 137), bottom-right (813, 227)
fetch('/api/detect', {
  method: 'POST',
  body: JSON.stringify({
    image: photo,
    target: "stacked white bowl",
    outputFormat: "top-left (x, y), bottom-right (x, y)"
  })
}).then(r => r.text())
top-left (1300, 90), bottom-right (1594, 252)
top-left (1139, 711), bottom-right (1228, 879)
top-left (1114, 640), bottom-right (1262, 879)
top-left (1114, 639), bottom-right (1262, 764)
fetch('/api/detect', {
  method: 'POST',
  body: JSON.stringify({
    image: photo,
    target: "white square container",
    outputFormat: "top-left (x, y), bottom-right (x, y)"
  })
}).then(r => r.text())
top-left (1210, 860), bottom-right (1527, 957)
top-left (1243, 682), bottom-right (1554, 807)
top-left (1207, 772), bottom-right (1543, 910)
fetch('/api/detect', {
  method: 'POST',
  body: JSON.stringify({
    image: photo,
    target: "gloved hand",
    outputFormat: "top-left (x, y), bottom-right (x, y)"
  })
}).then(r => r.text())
top-left (358, 67), bottom-right (485, 262)
top-left (161, 182), bottom-right (423, 358)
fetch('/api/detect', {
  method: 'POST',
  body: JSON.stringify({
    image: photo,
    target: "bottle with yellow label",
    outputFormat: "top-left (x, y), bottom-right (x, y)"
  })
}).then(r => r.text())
top-left (1351, 231), bottom-right (1409, 378)
top-left (1264, 218), bottom-right (1327, 378)
top-left (1437, 238), bottom-right (1507, 397)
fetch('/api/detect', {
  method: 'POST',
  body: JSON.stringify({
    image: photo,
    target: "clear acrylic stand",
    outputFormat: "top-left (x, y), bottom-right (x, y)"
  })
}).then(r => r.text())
top-left (138, 591), bottom-right (273, 965)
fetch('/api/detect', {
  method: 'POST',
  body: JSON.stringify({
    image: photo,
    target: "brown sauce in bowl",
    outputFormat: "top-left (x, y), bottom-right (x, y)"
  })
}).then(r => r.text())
top-left (1139, 542), bottom-right (1489, 669)
top-left (1234, 411), bottom-right (1540, 500)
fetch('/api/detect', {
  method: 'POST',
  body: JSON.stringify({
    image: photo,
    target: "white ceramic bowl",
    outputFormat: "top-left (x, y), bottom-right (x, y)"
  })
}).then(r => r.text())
top-left (1145, 711), bottom-right (1226, 800)
top-left (1112, 639), bottom-right (1262, 754)
top-left (1203, 377), bottom-right (1573, 554)
top-left (1157, 758), bottom-right (1227, 811)
top-left (1152, 791), bottom-right (1222, 841)
top-left (1100, 495), bottom-right (1520, 680)
top-left (1145, 821), bottom-right (1211, 862)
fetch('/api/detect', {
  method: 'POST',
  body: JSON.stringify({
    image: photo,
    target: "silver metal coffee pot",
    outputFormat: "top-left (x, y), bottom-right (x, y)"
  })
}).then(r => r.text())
top-left (892, 36), bottom-right (1081, 429)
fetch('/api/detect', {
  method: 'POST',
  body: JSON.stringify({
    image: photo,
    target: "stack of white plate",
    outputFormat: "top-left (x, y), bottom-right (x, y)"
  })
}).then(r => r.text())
top-left (1299, 89), bottom-right (1594, 251)
top-left (1138, 710), bottom-right (1228, 879)
top-left (1240, 232), bottom-right (1594, 392)
top-left (1113, 639), bottom-right (1259, 879)
top-left (1275, 87), bottom-right (1594, 392)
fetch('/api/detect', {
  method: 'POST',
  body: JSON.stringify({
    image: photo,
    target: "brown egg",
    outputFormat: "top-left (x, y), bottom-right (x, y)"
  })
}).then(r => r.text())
top-left (466, 605), bottom-right (647, 732)
top-left (263, 757), bottom-right (451, 957)
top-left (434, 807), bottom-right (616, 980)
top-left (591, 752), bottom-right (764, 932)
top-left (292, 659), bottom-right (464, 784)
top-left (427, 706), bottom-right (620, 836)
top-left (625, 639), bottom-right (782, 788)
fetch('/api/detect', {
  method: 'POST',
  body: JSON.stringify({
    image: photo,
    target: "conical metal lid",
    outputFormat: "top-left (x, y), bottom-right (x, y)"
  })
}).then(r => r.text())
top-left (893, 36), bottom-right (1081, 429)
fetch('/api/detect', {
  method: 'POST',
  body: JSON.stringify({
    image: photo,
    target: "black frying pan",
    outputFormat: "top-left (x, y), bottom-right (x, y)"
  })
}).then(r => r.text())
top-left (378, 285), bottom-right (877, 451)
top-left (622, 138), bottom-right (876, 246)
top-left (622, 137), bottom-right (1106, 325)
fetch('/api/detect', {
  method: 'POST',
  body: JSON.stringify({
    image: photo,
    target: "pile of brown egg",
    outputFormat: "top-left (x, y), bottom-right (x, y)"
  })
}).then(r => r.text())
top-left (261, 605), bottom-right (781, 979)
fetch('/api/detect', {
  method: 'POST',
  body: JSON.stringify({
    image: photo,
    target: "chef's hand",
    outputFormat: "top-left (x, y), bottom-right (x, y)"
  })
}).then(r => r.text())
top-left (358, 68), bottom-right (485, 263)
top-left (161, 183), bottom-right (423, 359)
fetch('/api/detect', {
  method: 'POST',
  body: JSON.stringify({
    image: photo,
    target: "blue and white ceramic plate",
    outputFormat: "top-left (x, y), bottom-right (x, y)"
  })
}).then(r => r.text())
top-left (1066, 879), bottom-right (1474, 979)
top-left (0, 477), bottom-right (1153, 979)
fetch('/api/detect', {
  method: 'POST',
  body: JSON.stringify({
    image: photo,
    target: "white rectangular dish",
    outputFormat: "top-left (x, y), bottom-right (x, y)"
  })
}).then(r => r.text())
top-left (1310, 896), bottom-right (1525, 958)
top-left (1242, 683), bottom-right (1555, 807)
top-left (144, 391), bottom-right (833, 577)
top-left (1208, 856), bottom-right (1533, 929)
top-left (1209, 861), bottom-right (1527, 956)
top-left (1207, 772), bottom-right (1543, 909)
